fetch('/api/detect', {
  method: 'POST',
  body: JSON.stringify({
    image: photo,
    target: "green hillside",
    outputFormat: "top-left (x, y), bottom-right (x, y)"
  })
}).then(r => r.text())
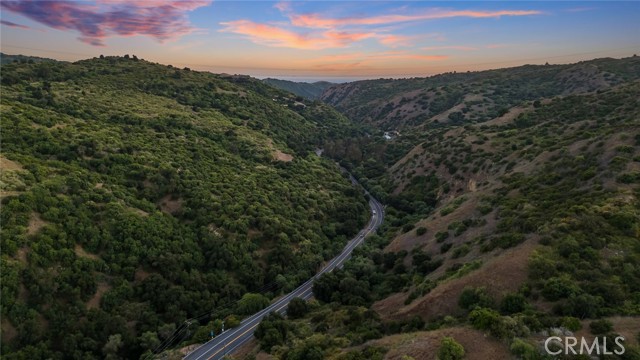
top-left (0, 56), bottom-right (367, 359)
top-left (263, 78), bottom-right (335, 100)
top-left (241, 60), bottom-right (640, 359)
top-left (321, 56), bottom-right (640, 131)
top-left (0, 52), bottom-right (60, 65)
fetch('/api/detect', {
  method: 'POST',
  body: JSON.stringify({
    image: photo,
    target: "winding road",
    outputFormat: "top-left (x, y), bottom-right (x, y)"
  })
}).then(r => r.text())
top-left (184, 178), bottom-right (384, 360)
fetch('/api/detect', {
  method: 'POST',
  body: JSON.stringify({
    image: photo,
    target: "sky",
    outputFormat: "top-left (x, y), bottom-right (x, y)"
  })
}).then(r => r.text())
top-left (1, 1), bottom-right (639, 81)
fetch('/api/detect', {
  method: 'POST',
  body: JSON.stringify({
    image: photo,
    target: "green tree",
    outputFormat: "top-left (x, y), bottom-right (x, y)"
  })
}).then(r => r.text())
top-left (437, 337), bottom-right (465, 360)
top-left (102, 334), bottom-right (123, 360)
top-left (138, 331), bottom-right (160, 352)
top-left (459, 287), bottom-right (493, 310)
top-left (237, 293), bottom-right (270, 315)
top-left (500, 293), bottom-right (527, 314)
top-left (287, 297), bottom-right (309, 319)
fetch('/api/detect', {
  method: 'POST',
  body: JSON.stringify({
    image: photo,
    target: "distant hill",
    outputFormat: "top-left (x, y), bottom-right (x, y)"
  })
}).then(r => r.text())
top-left (320, 56), bottom-right (640, 131)
top-left (0, 52), bottom-right (60, 65)
top-left (263, 78), bottom-right (335, 99)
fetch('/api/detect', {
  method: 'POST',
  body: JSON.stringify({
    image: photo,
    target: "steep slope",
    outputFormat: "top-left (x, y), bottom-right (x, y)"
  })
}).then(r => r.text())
top-left (320, 57), bottom-right (640, 131)
top-left (0, 57), bottom-right (367, 359)
top-left (263, 78), bottom-right (335, 100)
top-left (241, 61), bottom-right (640, 360)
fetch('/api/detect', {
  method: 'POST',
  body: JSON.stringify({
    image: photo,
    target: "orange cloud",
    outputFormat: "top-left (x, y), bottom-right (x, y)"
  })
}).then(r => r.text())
top-left (316, 51), bottom-right (448, 63)
top-left (220, 20), bottom-right (441, 50)
top-left (289, 9), bottom-right (542, 28)
top-left (221, 6), bottom-right (540, 51)
top-left (220, 20), bottom-right (375, 50)
top-left (309, 51), bottom-right (447, 73)
top-left (377, 34), bottom-right (414, 48)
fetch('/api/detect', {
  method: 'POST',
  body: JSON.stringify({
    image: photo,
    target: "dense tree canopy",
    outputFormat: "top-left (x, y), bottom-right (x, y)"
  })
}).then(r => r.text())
top-left (0, 57), bottom-right (367, 359)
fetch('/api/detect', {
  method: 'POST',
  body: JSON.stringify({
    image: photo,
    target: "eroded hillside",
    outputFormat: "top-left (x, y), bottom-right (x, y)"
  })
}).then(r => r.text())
top-left (241, 59), bottom-right (640, 360)
top-left (321, 57), bottom-right (640, 131)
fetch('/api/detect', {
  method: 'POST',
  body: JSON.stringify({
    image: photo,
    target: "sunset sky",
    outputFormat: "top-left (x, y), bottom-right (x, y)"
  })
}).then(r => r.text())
top-left (1, 1), bottom-right (639, 81)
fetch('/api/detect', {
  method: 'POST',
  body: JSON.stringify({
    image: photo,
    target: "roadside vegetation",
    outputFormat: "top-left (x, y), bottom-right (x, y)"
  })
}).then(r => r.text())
top-left (247, 58), bottom-right (640, 359)
top-left (0, 57), bottom-right (367, 359)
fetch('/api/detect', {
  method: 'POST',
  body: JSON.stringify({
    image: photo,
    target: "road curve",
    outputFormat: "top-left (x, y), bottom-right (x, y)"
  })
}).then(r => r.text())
top-left (184, 178), bottom-right (384, 360)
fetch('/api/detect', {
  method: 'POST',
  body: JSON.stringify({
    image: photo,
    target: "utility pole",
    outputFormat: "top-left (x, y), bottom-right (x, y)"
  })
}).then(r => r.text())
top-left (222, 320), bottom-right (227, 357)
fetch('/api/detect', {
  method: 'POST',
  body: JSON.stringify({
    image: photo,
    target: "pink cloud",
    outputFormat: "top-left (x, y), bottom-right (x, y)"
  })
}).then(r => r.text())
top-left (377, 34), bottom-right (414, 48)
top-left (97, 0), bottom-right (210, 11)
top-left (220, 20), bottom-right (377, 50)
top-left (289, 9), bottom-right (542, 29)
top-left (221, 5), bottom-right (540, 51)
top-left (274, 1), bottom-right (292, 13)
top-left (1, 0), bottom-right (211, 46)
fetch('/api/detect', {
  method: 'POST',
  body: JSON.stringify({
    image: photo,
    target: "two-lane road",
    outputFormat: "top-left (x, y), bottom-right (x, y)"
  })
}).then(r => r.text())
top-left (184, 189), bottom-right (384, 360)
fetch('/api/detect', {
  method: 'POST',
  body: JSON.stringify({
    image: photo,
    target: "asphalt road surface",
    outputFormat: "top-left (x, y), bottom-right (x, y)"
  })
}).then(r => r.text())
top-left (184, 186), bottom-right (384, 360)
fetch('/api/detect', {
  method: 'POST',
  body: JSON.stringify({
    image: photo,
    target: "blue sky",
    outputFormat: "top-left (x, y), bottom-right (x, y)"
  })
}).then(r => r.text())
top-left (1, 1), bottom-right (638, 81)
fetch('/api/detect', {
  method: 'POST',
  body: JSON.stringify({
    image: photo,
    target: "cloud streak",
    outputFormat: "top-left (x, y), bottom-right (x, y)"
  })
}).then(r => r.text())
top-left (289, 9), bottom-right (542, 29)
top-left (0, 19), bottom-right (30, 29)
top-left (422, 45), bottom-right (477, 51)
top-left (1, 0), bottom-right (211, 46)
top-left (306, 50), bottom-right (447, 74)
top-left (315, 51), bottom-right (448, 63)
top-left (220, 20), bottom-right (376, 50)
top-left (222, 4), bottom-right (542, 51)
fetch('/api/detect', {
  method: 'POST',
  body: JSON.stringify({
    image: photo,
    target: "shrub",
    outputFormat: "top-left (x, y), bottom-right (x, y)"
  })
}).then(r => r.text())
top-left (416, 227), bottom-right (428, 236)
top-left (590, 319), bottom-right (613, 335)
top-left (561, 317), bottom-right (582, 332)
top-left (510, 338), bottom-right (537, 360)
top-left (500, 293), bottom-right (527, 314)
top-left (459, 287), bottom-right (494, 310)
top-left (452, 244), bottom-right (470, 259)
top-left (469, 307), bottom-right (501, 331)
top-left (435, 231), bottom-right (449, 243)
top-left (437, 337), bottom-right (465, 360)
top-left (403, 223), bottom-right (415, 233)
top-left (542, 276), bottom-right (578, 301)
top-left (617, 171), bottom-right (640, 184)
top-left (561, 294), bottom-right (604, 319)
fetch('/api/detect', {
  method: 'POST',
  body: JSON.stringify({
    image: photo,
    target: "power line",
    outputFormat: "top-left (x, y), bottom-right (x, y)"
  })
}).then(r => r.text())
top-left (143, 276), bottom-right (299, 359)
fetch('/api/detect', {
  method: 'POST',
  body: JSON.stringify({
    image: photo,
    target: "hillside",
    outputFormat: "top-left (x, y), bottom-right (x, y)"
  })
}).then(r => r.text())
top-left (321, 57), bottom-right (640, 131)
top-left (0, 57), bottom-right (368, 359)
top-left (238, 59), bottom-right (640, 360)
top-left (0, 52), bottom-right (60, 65)
top-left (263, 78), bottom-right (335, 100)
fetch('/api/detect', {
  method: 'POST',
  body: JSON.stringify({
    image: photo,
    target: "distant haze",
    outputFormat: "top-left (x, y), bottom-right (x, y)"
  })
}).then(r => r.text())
top-left (1, 1), bottom-right (638, 79)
